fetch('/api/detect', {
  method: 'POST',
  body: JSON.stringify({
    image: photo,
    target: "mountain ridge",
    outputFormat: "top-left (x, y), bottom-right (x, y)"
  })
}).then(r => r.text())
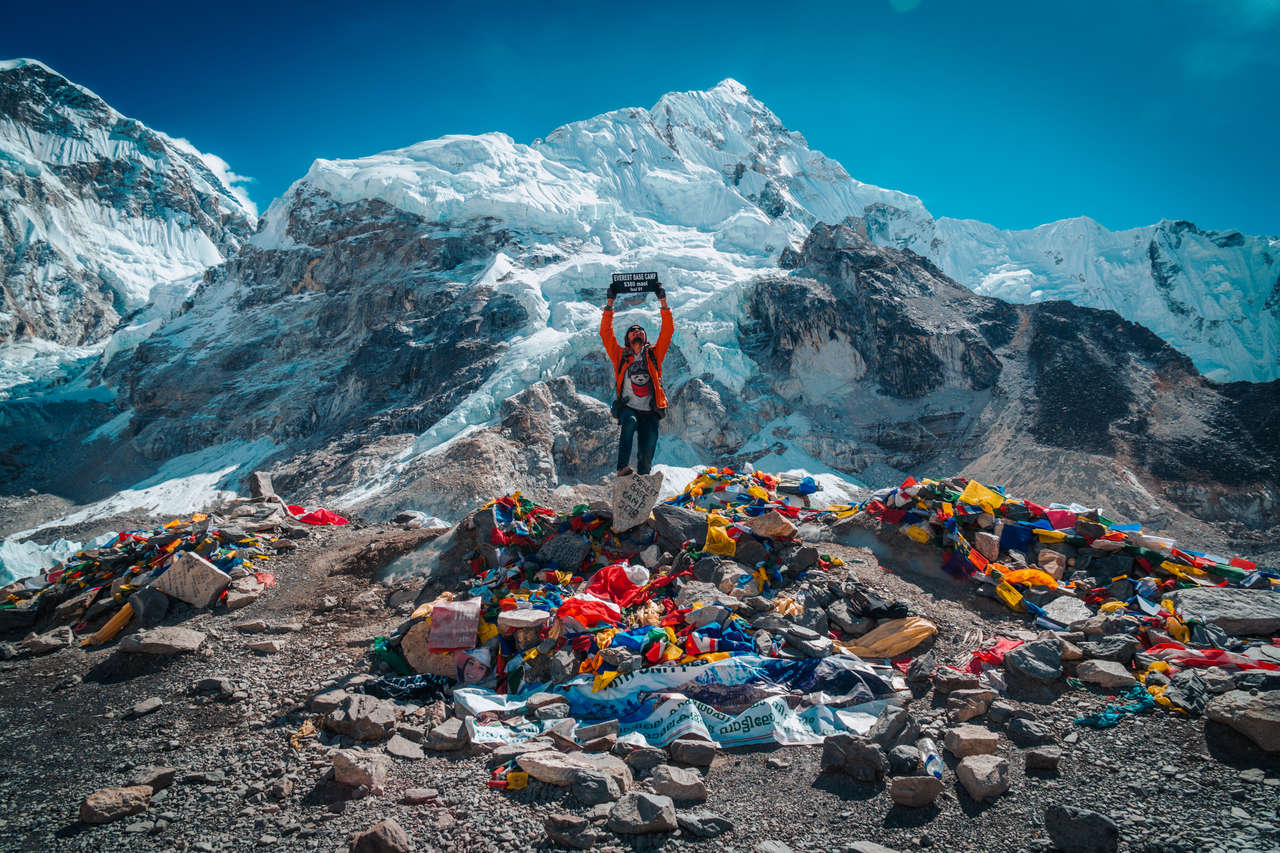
top-left (2, 68), bottom-right (1278, 582)
top-left (253, 75), bottom-right (1279, 382)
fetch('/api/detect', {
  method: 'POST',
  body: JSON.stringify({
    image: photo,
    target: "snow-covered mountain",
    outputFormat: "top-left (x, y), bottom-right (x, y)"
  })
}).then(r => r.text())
top-left (869, 211), bottom-right (1280, 383)
top-left (0, 58), bottom-right (257, 390)
top-left (4, 75), bottom-right (1278, 584)
top-left (261, 78), bottom-right (1278, 383)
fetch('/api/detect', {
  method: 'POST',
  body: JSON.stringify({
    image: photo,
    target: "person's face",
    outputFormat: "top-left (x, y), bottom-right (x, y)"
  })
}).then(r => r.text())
top-left (462, 658), bottom-right (487, 682)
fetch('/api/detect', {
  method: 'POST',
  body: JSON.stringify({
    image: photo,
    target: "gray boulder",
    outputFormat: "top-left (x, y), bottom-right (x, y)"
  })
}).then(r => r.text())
top-left (956, 754), bottom-right (1009, 801)
top-left (1206, 690), bottom-right (1280, 752)
top-left (1167, 587), bottom-right (1280, 636)
top-left (1007, 718), bottom-right (1054, 747)
top-left (248, 471), bottom-right (276, 498)
top-left (692, 556), bottom-right (722, 582)
top-left (868, 705), bottom-right (919, 749)
top-left (651, 505), bottom-right (708, 552)
top-left (536, 532), bottom-right (592, 571)
top-left (519, 750), bottom-right (633, 789)
top-left (827, 598), bottom-right (860, 634)
top-left (545, 813), bottom-right (601, 849)
top-left (943, 724), bottom-right (998, 757)
top-left (325, 694), bottom-right (401, 742)
top-left (676, 810), bottom-right (734, 838)
top-left (788, 591), bottom-right (830, 635)
top-left (732, 537), bottom-right (769, 567)
top-left (1004, 639), bottom-right (1062, 684)
top-left (488, 738), bottom-right (553, 766)
top-left (119, 626), bottom-right (205, 655)
top-left (350, 817), bottom-right (413, 853)
top-left (1078, 635), bottom-right (1139, 665)
top-left (791, 546), bottom-right (820, 570)
top-left (384, 734), bottom-right (424, 759)
top-left (675, 581), bottom-right (740, 610)
top-left (1026, 747), bottom-right (1062, 771)
top-left (332, 750), bottom-right (388, 792)
top-left (886, 745), bottom-right (921, 776)
top-left (669, 737), bottom-right (717, 767)
top-left (126, 587), bottom-right (170, 628)
top-left (820, 734), bottom-right (885, 782)
top-left (571, 769), bottom-right (622, 805)
top-left (607, 792), bottom-right (678, 834)
top-left (1042, 595), bottom-right (1093, 626)
top-left (647, 764), bottom-right (707, 802)
top-left (426, 717), bottom-right (469, 751)
top-left (310, 689), bottom-right (351, 714)
top-left (624, 746), bottom-right (668, 774)
top-left (1077, 659), bottom-right (1136, 688)
top-left (685, 603), bottom-right (731, 629)
top-left (1044, 804), bottom-right (1120, 853)
top-left (79, 785), bottom-right (152, 824)
top-left (889, 774), bottom-right (943, 808)
top-left (126, 766), bottom-right (177, 790)
top-left (19, 626), bottom-right (73, 655)
top-left (932, 667), bottom-right (979, 693)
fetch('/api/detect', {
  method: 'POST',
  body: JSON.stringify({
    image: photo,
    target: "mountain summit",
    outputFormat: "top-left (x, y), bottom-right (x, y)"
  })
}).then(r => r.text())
top-left (257, 77), bottom-right (1278, 383)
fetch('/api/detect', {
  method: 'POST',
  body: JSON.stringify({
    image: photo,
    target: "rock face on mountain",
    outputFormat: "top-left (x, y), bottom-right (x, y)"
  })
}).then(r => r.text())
top-left (105, 193), bottom-right (527, 476)
top-left (744, 222), bottom-right (1002, 402)
top-left (737, 224), bottom-right (1280, 530)
top-left (0, 59), bottom-right (255, 360)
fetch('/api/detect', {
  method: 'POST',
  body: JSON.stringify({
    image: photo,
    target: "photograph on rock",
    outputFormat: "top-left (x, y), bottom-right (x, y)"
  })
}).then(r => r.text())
top-left (0, 1), bottom-right (1277, 851)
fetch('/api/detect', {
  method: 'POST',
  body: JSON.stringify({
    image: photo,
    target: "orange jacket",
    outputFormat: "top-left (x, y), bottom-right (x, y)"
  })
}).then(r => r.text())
top-left (601, 306), bottom-right (674, 411)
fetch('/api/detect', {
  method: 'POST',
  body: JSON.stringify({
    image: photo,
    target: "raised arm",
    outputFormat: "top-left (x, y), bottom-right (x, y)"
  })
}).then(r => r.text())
top-left (600, 292), bottom-right (621, 365)
top-left (653, 287), bottom-right (673, 361)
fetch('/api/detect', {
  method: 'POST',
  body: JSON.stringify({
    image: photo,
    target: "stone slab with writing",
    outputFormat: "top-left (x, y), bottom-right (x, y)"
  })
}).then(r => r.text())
top-left (611, 471), bottom-right (664, 533)
top-left (156, 551), bottom-right (232, 609)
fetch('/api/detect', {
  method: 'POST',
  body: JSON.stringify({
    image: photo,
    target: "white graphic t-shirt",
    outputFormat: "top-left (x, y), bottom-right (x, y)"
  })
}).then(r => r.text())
top-left (621, 350), bottom-right (654, 411)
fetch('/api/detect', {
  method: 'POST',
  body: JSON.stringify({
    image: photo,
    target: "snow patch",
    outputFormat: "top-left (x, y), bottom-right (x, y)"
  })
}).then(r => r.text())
top-left (84, 409), bottom-right (133, 443)
top-left (0, 532), bottom-right (117, 586)
top-left (10, 438), bottom-right (280, 543)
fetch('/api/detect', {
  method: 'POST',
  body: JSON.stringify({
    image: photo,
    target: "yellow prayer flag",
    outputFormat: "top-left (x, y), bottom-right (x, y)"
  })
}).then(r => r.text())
top-left (703, 524), bottom-right (737, 556)
top-left (958, 480), bottom-right (1006, 513)
top-left (904, 524), bottom-right (931, 544)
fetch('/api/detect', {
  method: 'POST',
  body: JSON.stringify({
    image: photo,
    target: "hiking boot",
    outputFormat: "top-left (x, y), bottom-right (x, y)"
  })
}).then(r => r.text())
top-left (617, 466), bottom-right (635, 477)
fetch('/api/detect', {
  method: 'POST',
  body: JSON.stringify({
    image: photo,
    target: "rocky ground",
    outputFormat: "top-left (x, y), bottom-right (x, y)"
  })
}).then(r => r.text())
top-left (1, 518), bottom-right (1278, 853)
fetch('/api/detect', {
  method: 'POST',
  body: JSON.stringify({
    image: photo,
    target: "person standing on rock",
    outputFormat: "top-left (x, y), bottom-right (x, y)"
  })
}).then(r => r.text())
top-left (601, 281), bottom-right (674, 475)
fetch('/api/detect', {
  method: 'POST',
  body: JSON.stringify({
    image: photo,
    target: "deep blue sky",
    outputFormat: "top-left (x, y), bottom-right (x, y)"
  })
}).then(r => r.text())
top-left (4, 0), bottom-right (1276, 233)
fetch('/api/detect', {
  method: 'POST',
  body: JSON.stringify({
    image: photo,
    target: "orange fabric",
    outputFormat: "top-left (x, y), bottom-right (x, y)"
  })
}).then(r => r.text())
top-left (601, 307), bottom-right (674, 411)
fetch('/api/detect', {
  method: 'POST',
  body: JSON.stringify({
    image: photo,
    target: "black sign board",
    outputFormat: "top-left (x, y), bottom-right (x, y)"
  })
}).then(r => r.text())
top-left (611, 271), bottom-right (661, 294)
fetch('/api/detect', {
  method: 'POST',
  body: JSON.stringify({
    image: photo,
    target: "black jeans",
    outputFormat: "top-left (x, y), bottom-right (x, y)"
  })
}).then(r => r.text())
top-left (617, 407), bottom-right (660, 474)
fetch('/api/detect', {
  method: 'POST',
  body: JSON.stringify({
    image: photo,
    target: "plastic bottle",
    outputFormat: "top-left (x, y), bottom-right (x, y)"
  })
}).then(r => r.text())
top-left (916, 737), bottom-right (943, 779)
